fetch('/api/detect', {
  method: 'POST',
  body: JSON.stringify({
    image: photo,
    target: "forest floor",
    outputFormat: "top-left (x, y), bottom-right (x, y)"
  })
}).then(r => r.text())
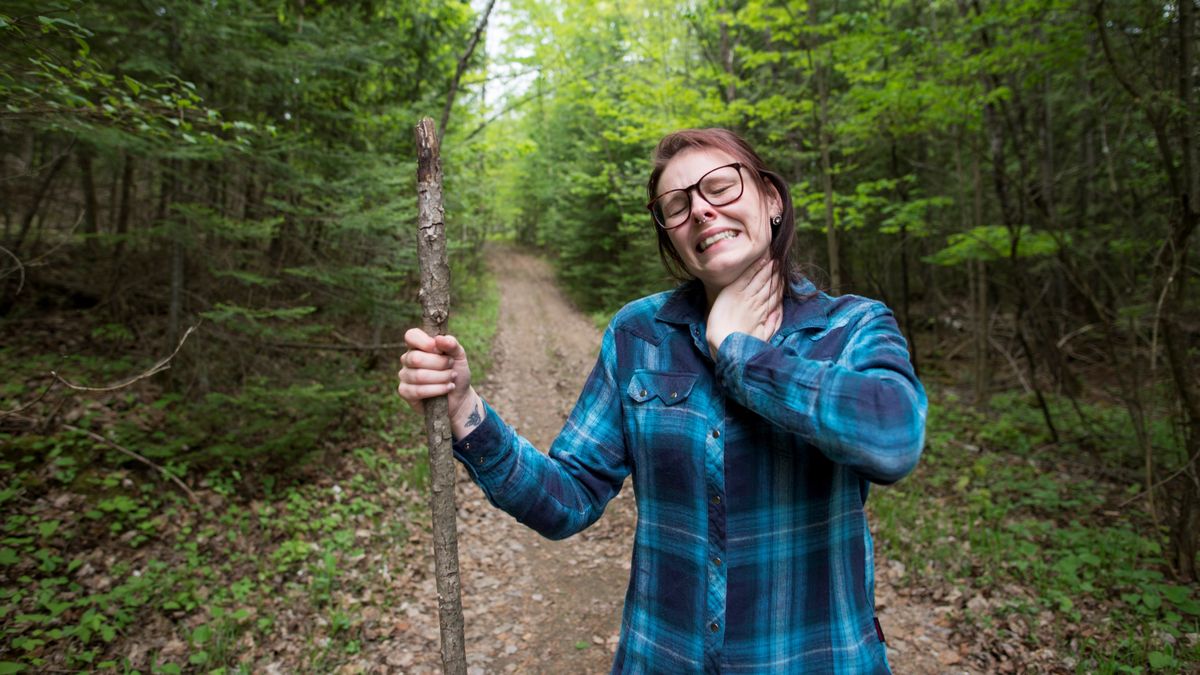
top-left (7, 244), bottom-right (1194, 673)
top-left (385, 245), bottom-right (972, 674)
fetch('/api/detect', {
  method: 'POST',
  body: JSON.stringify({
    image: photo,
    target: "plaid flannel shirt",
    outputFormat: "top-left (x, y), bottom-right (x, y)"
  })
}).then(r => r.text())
top-left (452, 279), bottom-right (927, 674)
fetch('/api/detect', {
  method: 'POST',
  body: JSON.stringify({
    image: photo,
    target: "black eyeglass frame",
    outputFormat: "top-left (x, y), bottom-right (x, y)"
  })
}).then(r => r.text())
top-left (646, 162), bottom-right (746, 230)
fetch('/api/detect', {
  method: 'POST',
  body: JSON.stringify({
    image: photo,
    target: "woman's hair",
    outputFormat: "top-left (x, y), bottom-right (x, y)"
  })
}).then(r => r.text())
top-left (647, 128), bottom-right (800, 295)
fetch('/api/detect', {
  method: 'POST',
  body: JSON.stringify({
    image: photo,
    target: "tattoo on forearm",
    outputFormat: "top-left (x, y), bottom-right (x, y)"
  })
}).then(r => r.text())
top-left (465, 403), bottom-right (482, 429)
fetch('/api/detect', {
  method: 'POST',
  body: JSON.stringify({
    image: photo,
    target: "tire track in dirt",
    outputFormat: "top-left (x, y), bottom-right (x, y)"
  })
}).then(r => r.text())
top-left (391, 244), bottom-right (970, 674)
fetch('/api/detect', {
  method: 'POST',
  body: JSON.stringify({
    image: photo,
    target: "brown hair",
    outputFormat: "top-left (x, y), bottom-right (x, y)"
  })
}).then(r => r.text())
top-left (647, 128), bottom-right (800, 296)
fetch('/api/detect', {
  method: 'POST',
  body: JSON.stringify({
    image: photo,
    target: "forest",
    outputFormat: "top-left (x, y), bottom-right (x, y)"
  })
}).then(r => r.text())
top-left (1, 0), bottom-right (1198, 672)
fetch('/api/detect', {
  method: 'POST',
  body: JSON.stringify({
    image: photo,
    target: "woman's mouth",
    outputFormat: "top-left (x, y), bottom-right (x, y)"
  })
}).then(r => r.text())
top-left (697, 230), bottom-right (739, 253)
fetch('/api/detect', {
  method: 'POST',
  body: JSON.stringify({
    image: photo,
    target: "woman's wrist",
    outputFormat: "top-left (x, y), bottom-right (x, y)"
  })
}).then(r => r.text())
top-left (450, 388), bottom-right (484, 440)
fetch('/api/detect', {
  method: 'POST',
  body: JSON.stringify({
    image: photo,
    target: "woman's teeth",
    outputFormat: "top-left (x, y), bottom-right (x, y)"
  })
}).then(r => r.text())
top-left (698, 231), bottom-right (738, 253)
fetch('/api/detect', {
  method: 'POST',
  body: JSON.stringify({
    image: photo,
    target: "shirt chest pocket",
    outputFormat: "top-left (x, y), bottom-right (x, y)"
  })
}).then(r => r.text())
top-left (624, 369), bottom-right (705, 493)
top-left (626, 369), bottom-right (699, 407)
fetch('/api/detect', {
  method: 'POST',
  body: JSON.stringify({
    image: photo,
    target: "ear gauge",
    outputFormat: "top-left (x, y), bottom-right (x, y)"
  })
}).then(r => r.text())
top-left (770, 214), bottom-right (782, 234)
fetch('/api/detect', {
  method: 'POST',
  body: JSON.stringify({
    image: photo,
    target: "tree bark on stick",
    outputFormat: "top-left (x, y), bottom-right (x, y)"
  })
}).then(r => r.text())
top-left (413, 117), bottom-right (467, 674)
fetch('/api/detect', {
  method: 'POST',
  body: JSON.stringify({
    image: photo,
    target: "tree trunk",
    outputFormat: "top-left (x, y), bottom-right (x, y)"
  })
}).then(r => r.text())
top-left (719, 11), bottom-right (736, 103)
top-left (413, 117), bottom-right (467, 675)
top-left (79, 144), bottom-right (99, 236)
top-left (971, 148), bottom-right (990, 405)
top-left (115, 153), bottom-right (134, 260)
top-left (158, 159), bottom-right (182, 350)
top-left (168, 236), bottom-right (184, 349)
top-left (10, 140), bottom-right (70, 257)
top-left (808, 0), bottom-right (839, 294)
top-left (439, 0), bottom-right (497, 136)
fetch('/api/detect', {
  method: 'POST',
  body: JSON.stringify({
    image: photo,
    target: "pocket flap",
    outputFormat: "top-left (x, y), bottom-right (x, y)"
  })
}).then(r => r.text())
top-left (627, 370), bottom-right (699, 406)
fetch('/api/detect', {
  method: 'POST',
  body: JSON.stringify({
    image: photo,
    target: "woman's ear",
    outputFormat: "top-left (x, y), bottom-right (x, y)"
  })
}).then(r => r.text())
top-left (766, 179), bottom-right (783, 216)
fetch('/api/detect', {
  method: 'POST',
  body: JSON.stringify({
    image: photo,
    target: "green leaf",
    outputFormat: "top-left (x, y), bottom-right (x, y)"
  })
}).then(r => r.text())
top-left (1142, 592), bottom-right (1162, 610)
top-left (1161, 585), bottom-right (1190, 604)
top-left (1175, 598), bottom-right (1200, 616)
top-left (1147, 651), bottom-right (1173, 668)
top-left (574, 640), bottom-right (589, 650)
top-left (0, 549), bottom-right (18, 565)
top-left (0, 663), bottom-right (26, 674)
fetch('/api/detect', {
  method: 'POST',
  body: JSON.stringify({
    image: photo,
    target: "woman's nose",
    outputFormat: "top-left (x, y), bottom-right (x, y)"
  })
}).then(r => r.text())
top-left (690, 195), bottom-right (716, 224)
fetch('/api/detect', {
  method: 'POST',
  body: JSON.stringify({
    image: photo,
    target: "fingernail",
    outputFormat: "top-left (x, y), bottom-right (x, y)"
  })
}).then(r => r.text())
top-left (448, 382), bottom-right (456, 391)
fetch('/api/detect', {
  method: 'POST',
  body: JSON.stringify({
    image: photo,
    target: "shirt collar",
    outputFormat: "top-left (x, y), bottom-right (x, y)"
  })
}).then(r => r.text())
top-left (654, 277), bottom-right (831, 337)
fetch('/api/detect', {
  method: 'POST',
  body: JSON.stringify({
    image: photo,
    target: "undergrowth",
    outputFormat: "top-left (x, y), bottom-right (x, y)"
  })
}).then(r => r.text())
top-left (870, 390), bottom-right (1200, 673)
top-left (0, 267), bottom-right (500, 671)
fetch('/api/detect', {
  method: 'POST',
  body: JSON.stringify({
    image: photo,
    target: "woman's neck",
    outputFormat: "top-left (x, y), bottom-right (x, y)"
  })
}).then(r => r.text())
top-left (703, 283), bottom-right (719, 311)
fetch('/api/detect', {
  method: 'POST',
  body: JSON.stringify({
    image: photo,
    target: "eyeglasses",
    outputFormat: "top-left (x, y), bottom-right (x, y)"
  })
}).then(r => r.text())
top-left (647, 163), bottom-right (745, 230)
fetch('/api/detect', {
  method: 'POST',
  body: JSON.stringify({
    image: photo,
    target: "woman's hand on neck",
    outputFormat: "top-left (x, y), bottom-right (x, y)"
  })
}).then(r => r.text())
top-left (704, 256), bottom-right (783, 359)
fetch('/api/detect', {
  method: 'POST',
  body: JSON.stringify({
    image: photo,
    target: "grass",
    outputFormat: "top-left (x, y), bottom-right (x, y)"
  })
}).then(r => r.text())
top-left (869, 389), bottom-right (1200, 673)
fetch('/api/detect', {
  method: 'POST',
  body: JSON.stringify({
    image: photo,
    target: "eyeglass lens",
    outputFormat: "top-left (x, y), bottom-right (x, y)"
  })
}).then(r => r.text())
top-left (655, 165), bottom-right (743, 228)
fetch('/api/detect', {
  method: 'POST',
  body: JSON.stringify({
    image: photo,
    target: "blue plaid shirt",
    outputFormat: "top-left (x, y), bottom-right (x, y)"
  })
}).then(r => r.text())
top-left (453, 279), bottom-right (927, 673)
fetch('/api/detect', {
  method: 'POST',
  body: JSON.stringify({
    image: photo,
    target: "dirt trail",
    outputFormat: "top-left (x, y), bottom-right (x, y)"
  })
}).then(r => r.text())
top-left (392, 245), bottom-right (969, 674)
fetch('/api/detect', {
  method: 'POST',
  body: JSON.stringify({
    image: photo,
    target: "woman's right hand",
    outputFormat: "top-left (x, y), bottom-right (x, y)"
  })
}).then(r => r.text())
top-left (397, 328), bottom-right (479, 434)
top-left (706, 256), bottom-right (782, 358)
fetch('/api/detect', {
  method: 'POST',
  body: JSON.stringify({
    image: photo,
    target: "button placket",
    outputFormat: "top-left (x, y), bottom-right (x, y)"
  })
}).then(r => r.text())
top-left (703, 403), bottom-right (727, 661)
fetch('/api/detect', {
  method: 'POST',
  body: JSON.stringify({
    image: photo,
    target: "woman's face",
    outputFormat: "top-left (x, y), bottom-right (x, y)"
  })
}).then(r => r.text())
top-left (656, 148), bottom-right (780, 294)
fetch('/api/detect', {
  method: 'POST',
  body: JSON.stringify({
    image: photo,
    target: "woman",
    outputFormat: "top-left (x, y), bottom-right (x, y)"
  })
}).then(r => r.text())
top-left (398, 128), bottom-right (927, 673)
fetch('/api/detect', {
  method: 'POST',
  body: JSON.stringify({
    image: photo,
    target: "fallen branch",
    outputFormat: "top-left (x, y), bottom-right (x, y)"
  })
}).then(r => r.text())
top-left (52, 324), bottom-right (198, 392)
top-left (0, 244), bottom-right (26, 294)
top-left (0, 379), bottom-right (57, 420)
top-left (63, 423), bottom-right (198, 503)
top-left (987, 334), bottom-right (1034, 396)
top-left (207, 327), bottom-right (407, 352)
top-left (1118, 443), bottom-right (1200, 509)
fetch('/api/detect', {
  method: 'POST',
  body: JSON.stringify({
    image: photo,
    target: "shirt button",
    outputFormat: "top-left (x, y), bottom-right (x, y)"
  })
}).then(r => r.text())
top-left (710, 622), bottom-right (719, 632)
top-left (670, 391), bottom-right (678, 399)
top-left (640, 389), bottom-right (648, 397)
top-left (711, 495), bottom-right (721, 505)
top-left (712, 429), bottom-right (720, 439)
top-left (477, 457), bottom-right (485, 464)
top-left (713, 557), bottom-right (722, 566)
top-left (464, 442), bottom-right (472, 450)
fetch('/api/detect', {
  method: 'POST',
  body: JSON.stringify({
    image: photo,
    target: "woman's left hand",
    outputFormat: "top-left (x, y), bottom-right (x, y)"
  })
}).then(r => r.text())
top-left (707, 256), bottom-right (783, 359)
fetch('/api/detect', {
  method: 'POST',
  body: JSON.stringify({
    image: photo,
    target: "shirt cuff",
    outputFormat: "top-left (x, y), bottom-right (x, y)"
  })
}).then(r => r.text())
top-left (714, 331), bottom-right (769, 396)
top-left (451, 399), bottom-right (511, 474)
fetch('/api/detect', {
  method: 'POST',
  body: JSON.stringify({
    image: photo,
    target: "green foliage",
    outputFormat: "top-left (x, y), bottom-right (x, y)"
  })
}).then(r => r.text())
top-left (871, 392), bottom-right (1198, 671)
top-left (0, 0), bottom-right (504, 665)
top-left (3, 0), bottom-right (1197, 669)
top-left (481, 0), bottom-right (711, 313)
top-left (925, 225), bottom-right (1064, 266)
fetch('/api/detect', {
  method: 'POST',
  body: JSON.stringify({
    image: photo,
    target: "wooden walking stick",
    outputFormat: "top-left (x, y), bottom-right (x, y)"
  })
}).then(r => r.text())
top-left (414, 117), bottom-right (468, 675)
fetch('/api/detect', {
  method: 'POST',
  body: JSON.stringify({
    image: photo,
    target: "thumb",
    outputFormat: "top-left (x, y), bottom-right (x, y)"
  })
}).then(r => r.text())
top-left (435, 334), bottom-right (467, 360)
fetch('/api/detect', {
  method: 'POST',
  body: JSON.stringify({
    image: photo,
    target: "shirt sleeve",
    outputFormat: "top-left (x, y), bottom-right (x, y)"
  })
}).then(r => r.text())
top-left (451, 324), bottom-right (629, 540)
top-left (713, 302), bottom-right (927, 485)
